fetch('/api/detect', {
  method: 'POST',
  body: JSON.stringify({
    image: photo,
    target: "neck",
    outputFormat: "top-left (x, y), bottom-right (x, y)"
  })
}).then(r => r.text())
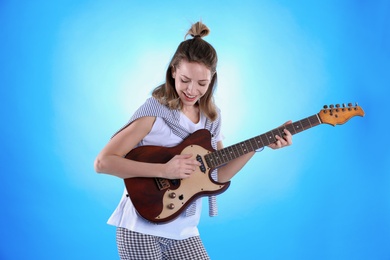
top-left (182, 105), bottom-right (200, 124)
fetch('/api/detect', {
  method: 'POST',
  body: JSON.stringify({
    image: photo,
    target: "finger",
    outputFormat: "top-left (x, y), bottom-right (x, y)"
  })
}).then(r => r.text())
top-left (279, 131), bottom-right (292, 146)
top-left (186, 157), bottom-right (201, 166)
top-left (270, 139), bottom-right (281, 149)
top-left (283, 128), bottom-right (291, 135)
top-left (180, 154), bottom-right (202, 165)
top-left (275, 135), bottom-right (286, 147)
top-left (182, 166), bottom-right (197, 177)
top-left (283, 129), bottom-right (293, 145)
top-left (182, 160), bottom-right (200, 174)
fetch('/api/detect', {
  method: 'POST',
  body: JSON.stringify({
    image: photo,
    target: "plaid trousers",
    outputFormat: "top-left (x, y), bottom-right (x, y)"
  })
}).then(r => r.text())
top-left (116, 227), bottom-right (210, 260)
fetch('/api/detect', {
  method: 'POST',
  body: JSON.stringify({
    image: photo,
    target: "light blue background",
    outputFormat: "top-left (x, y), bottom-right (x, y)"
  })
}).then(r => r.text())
top-left (1, 0), bottom-right (388, 259)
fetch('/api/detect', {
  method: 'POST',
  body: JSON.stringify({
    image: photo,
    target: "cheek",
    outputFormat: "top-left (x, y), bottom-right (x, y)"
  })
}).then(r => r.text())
top-left (199, 86), bottom-right (209, 96)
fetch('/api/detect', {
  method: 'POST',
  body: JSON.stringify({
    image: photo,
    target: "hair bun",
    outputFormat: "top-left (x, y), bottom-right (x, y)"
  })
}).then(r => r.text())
top-left (185, 21), bottom-right (210, 39)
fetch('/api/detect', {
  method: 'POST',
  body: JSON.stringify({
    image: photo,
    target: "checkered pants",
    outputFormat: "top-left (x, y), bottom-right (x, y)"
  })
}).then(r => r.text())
top-left (116, 227), bottom-right (210, 260)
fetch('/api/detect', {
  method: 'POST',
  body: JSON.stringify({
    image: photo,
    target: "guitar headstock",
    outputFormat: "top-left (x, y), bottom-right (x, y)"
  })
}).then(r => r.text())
top-left (318, 103), bottom-right (365, 126)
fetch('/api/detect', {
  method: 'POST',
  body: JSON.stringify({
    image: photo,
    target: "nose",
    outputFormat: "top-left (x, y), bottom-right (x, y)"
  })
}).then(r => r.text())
top-left (186, 82), bottom-right (194, 93)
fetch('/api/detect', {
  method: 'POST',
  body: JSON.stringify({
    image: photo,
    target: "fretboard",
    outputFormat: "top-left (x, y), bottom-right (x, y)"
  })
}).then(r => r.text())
top-left (204, 114), bottom-right (322, 169)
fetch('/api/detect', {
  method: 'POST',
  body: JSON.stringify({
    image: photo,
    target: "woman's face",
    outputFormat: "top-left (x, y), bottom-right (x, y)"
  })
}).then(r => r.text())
top-left (172, 60), bottom-right (212, 108)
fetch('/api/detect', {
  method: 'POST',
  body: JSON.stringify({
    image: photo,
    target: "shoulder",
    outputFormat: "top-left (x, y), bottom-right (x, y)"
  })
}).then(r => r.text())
top-left (142, 97), bottom-right (172, 112)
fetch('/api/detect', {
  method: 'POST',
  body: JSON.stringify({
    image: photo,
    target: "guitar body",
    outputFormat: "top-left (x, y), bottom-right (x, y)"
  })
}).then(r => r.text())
top-left (124, 129), bottom-right (231, 223)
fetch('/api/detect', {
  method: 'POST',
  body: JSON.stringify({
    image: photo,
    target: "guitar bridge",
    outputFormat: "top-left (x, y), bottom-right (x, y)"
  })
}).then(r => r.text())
top-left (155, 178), bottom-right (170, 190)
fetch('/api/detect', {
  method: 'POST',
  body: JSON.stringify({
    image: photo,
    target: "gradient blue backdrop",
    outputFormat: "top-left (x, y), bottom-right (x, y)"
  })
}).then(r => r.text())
top-left (1, 0), bottom-right (389, 259)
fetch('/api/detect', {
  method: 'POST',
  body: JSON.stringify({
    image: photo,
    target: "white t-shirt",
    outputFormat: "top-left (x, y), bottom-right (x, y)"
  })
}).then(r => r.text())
top-left (107, 112), bottom-right (221, 240)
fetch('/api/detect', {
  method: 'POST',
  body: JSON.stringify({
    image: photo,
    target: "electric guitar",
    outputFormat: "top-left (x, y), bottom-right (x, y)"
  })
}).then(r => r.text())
top-left (124, 103), bottom-right (365, 223)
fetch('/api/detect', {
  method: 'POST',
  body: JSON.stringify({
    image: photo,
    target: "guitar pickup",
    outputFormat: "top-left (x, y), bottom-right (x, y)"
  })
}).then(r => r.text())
top-left (196, 154), bottom-right (206, 173)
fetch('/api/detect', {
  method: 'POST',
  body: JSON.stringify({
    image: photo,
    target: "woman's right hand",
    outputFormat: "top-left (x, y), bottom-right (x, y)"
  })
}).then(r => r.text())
top-left (163, 154), bottom-right (201, 179)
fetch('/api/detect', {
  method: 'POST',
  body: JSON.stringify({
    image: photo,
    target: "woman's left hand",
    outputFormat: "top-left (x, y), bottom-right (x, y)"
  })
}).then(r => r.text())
top-left (268, 120), bottom-right (293, 149)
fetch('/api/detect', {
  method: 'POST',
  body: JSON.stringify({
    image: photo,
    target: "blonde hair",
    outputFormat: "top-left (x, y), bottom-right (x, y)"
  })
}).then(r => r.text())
top-left (152, 21), bottom-right (218, 121)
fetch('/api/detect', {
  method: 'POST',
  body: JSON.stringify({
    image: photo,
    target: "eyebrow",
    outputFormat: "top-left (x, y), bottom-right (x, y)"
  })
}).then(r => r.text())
top-left (180, 75), bottom-right (209, 82)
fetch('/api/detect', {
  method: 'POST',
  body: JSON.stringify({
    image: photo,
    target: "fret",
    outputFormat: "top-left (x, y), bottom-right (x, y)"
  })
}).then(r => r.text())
top-left (286, 123), bottom-right (296, 135)
top-left (222, 148), bottom-right (231, 163)
top-left (222, 149), bottom-right (230, 164)
top-left (309, 116), bottom-right (316, 126)
top-left (221, 150), bottom-right (229, 164)
top-left (273, 128), bottom-right (282, 139)
top-left (241, 141), bottom-right (250, 154)
top-left (214, 150), bottom-right (223, 166)
top-left (260, 133), bottom-right (269, 147)
top-left (299, 120), bottom-right (305, 132)
top-left (292, 121), bottom-right (304, 133)
top-left (300, 118), bottom-right (308, 130)
top-left (309, 115), bottom-right (321, 126)
top-left (205, 154), bottom-right (214, 168)
top-left (236, 143), bottom-right (244, 156)
top-left (306, 117), bottom-right (313, 128)
top-left (225, 146), bottom-right (234, 161)
top-left (248, 140), bottom-right (255, 152)
top-left (231, 144), bottom-right (240, 157)
top-left (301, 118), bottom-right (312, 130)
top-left (254, 136), bottom-right (264, 150)
top-left (298, 118), bottom-right (305, 129)
top-left (269, 130), bottom-right (277, 143)
top-left (256, 136), bottom-right (264, 149)
top-left (267, 131), bottom-right (276, 143)
top-left (217, 150), bottom-right (227, 165)
top-left (248, 138), bottom-right (258, 151)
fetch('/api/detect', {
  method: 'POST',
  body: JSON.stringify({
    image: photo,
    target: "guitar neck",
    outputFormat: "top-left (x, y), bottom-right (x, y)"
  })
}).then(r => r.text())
top-left (204, 114), bottom-right (322, 169)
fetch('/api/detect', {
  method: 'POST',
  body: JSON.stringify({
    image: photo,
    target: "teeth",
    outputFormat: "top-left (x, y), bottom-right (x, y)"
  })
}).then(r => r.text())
top-left (184, 93), bottom-right (195, 98)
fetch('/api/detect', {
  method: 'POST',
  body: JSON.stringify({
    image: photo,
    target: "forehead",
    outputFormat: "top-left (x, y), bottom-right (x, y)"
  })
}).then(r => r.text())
top-left (176, 60), bottom-right (211, 79)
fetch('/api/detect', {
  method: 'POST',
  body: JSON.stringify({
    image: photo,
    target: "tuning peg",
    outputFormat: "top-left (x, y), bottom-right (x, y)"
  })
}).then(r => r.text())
top-left (323, 105), bottom-right (328, 109)
top-left (330, 104), bottom-right (334, 108)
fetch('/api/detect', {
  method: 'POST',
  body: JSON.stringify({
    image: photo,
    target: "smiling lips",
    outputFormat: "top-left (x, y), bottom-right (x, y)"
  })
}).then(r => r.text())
top-left (183, 92), bottom-right (197, 102)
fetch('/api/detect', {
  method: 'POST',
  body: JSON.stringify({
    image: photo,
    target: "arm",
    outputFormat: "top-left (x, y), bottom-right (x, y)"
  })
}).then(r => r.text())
top-left (94, 116), bottom-right (200, 179)
top-left (217, 121), bottom-right (293, 183)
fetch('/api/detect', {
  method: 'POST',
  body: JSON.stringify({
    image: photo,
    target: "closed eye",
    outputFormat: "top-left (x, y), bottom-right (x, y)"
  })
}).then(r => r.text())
top-left (198, 80), bottom-right (209, 87)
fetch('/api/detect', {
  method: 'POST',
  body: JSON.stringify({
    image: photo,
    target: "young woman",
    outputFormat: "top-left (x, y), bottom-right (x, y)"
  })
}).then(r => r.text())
top-left (94, 21), bottom-right (292, 260)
